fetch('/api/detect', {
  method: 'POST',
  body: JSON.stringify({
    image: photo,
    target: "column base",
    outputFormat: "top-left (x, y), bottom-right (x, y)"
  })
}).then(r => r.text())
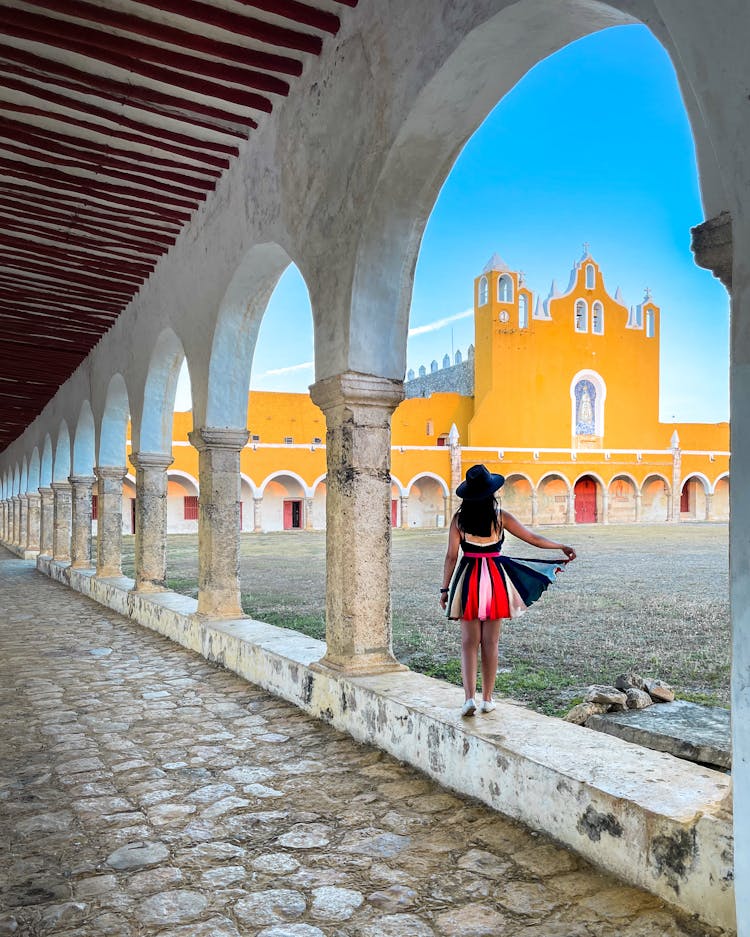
top-left (95, 567), bottom-right (123, 580)
top-left (132, 581), bottom-right (168, 594)
top-left (311, 651), bottom-right (408, 677)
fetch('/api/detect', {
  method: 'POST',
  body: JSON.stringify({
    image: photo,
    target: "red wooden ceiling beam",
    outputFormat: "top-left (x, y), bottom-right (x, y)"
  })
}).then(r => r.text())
top-left (0, 11), bottom-right (280, 109)
top-left (0, 48), bottom-right (257, 135)
top-left (0, 115), bottom-right (223, 180)
top-left (0, 219), bottom-right (167, 266)
top-left (0, 290), bottom-right (122, 316)
top-left (0, 249), bottom-right (146, 290)
top-left (129, 0), bottom-right (323, 54)
top-left (0, 135), bottom-right (217, 197)
top-left (0, 77), bottom-right (242, 155)
top-left (0, 260), bottom-right (137, 297)
top-left (23, 0), bottom-right (303, 76)
top-left (232, 0), bottom-right (341, 33)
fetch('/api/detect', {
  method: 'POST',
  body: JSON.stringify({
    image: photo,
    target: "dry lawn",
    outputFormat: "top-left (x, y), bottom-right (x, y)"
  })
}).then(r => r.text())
top-left (121, 523), bottom-right (730, 715)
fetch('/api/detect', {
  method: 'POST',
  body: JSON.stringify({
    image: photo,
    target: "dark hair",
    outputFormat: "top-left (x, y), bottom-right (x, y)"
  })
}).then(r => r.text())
top-left (456, 494), bottom-right (500, 537)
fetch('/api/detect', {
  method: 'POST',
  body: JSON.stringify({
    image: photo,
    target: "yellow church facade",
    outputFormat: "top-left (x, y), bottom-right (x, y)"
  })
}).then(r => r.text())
top-left (122, 252), bottom-right (729, 533)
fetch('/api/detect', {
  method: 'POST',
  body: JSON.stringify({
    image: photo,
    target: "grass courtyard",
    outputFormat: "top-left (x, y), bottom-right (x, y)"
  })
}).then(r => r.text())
top-left (121, 523), bottom-right (730, 716)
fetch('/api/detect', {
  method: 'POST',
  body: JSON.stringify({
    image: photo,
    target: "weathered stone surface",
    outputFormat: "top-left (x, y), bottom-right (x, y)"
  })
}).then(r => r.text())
top-left (644, 679), bottom-right (676, 703)
top-left (234, 889), bottom-right (307, 925)
top-left (127, 867), bottom-right (184, 895)
top-left (135, 889), bottom-right (208, 925)
top-left (585, 685), bottom-right (628, 710)
top-left (339, 827), bottom-right (410, 857)
top-left (251, 853), bottom-right (301, 874)
top-left (435, 903), bottom-right (511, 936)
top-left (457, 849), bottom-right (513, 879)
top-left (586, 699), bottom-right (730, 768)
top-left (256, 926), bottom-right (326, 937)
top-left (74, 875), bottom-right (117, 898)
top-left (626, 688), bottom-right (654, 710)
top-left (359, 914), bottom-right (436, 937)
top-left (201, 865), bottom-right (246, 887)
top-left (615, 672), bottom-right (647, 691)
top-left (276, 823), bottom-right (330, 849)
top-left (157, 916), bottom-right (242, 937)
top-left (564, 702), bottom-right (609, 724)
top-left (106, 841), bottom-right (169, 870)
top-left (367, 884), bottom-right (418, 911)
top-left (309, 885), bottom-right (364, 920)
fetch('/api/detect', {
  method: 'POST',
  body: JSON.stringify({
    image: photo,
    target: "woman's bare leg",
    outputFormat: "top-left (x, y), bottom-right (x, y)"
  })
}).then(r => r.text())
top-left (479, 619), bottom-right (502, 701)
top-left (460, 619), bottom-right (481, 701)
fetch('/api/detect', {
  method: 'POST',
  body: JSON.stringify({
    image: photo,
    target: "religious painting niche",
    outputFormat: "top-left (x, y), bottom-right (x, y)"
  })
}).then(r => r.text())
top-left (574, 378), bottom-right (601, 447)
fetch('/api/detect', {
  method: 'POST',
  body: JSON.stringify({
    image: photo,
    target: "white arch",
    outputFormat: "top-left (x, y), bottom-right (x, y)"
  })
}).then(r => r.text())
top-left (140, 328), bottom-right (186, 454)
top-left (73, 401), bottom-right (96, 477)
top-left (712, 472), bottom-right (730, 494)
top-left (389, 473), bottom-right (407, 497)
top-left (259, 470), bottom-right (311, 497)
top-left (28, 448), bottom-right (40, 492)
top-left (681, 472), bottom-right (711, 493)
top-left (573, 471), bottom-right (606, 490)
top-left (504, 471), bottom-right (535, 487)
top-left (570, 368), bottom-right (607, 439)
top-left (166, 470), bottom-right (199, 495)
top-left (311, 472), bottom-right (328, 494)
top-left (99, 373), bottom-right (131, 467)
top-left (497, 273), bottom-right (514, 303)
top-left (20, 458), bottom-right (28, 494)
top-left (239, 472), bottom-right (259, 498)
top-left (12, 465), bottom-right (20, 495)
top-left (406, 471), bottom-right (450, 497)
top-left (607, 471), bottom-right (639, 490)
top-left (40, 435), bottom-right (53, 488)
top-left (53, 421), bottom-right (71, 482)
top-left (536, 472), bottom-right (572, 494)
top-left (641, 472), bottom-right (672, 494)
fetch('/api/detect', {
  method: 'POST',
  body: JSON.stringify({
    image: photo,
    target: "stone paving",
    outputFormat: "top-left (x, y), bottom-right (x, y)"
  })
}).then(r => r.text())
top-left (0, 549), bottom-right (725, 937)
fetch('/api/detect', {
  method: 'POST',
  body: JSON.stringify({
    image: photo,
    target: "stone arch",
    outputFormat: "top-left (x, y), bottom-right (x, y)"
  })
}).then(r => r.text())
top-left (536, 472), bottom-right (571, 525)
top-left (166, 469), bottom-right (200, 534)
top-left (310, 473), bottom-right (327, 530)
top-left (680, 472), bottom-right (710, 520)
top-left (406, 472), bottom-right (449, 528)
top-left (40, 435), bottom-right (53, 488)
top-left (239, 473), bottom-right (258, 532)
top-left (53, 421), bottom-right (71, 482)
top-left (20, 458), bottom-right (28, 495)
top-left (712, 473), bottom-right (729, 521)
top-left (139, 328), bottom-right (187, 454)
top-left (99, 374), bottom-right (131, 468)
top-left (203, 242), bottom-right (293, 430)
top-left (73, 401), bottom-right (96, 477)
top-left (608, 473), bottom-right (638, 523)
top-left (28, 448), bottom-right (40, 492)
top-left (501, 472), bottom-right (534, 523)
top-left (259, 471), bottom-right (308, 532)
top-left (641, 473), bottom-right (671, 523)
top-left (573, 472), bottom-right (604, 524)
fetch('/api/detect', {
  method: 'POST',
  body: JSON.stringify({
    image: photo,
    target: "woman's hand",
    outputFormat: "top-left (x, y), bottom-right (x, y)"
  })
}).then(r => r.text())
top-left (560, 545), bottom-right (576, 561)
top-left (440, 592), bottom-right (448, 610)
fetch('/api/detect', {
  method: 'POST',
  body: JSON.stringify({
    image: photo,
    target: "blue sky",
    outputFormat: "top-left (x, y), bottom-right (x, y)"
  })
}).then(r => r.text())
top-left (179, 24), bottom-right (729, 423)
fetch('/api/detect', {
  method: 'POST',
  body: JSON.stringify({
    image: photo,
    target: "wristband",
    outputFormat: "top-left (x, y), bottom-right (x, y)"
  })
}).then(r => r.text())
top-left (440, 588), bottom-right (449, 593)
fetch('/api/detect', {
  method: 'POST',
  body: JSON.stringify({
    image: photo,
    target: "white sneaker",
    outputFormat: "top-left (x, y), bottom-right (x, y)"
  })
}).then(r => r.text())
top-left (461, 698), bottom-right (477, 717)
top-left (480, 699), bottom-right (496, 713)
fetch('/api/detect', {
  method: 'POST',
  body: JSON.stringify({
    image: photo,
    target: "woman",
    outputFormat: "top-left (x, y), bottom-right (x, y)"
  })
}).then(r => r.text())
top-left (440, 464), bottom-right (576, 717)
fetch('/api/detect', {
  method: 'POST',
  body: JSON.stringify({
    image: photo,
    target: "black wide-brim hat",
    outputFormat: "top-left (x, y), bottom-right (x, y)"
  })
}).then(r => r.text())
top-left (456, 464), bottom-right (505, 500)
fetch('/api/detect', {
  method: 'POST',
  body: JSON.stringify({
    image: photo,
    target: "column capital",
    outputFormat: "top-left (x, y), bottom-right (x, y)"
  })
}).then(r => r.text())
top-left (690, 210), bottom-right (732, 290)
top-left (68, 474), bottom-right (96, 488)
top-left (38, 486), bottom-right (53, 496)
top-left (95, 465), bottom-right (127, 481)
top-left (310, 371), bottom-right (404, 414)
top-left (188, 427), bottom-right (249, 451)
top-left (130, 451), bottom-right (174, 471)
top-left (50, 480), bottom-right (72, 492)
top-left (26, 492), bottom-right (40, 503)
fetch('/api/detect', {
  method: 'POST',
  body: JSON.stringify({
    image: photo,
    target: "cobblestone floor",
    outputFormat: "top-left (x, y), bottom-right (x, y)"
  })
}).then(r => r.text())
top-left (0, 549), bottom-right (723, 937)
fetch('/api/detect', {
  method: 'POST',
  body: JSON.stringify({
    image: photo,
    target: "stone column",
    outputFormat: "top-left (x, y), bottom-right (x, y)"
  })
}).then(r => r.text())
top-left (670, 431), bottom-right (681, 524)
top-left (69, 475), bottom-right (96, 569)
top-left (26, 492), bottom-right (41, 553)
top-left (310, 372), bottom-right (406, 675)
top-left (51, 481), bottom-right (72, 562)
top-left (635, 491), bottom-right (643, 525)
top-left (253, 496), bottom-right (263, 532)
top-left (131, 452), bottom-right (173, 592)
top-left (0, 500), bottom-right (5, 541)
top-left (601, 490), bottom-right (610, 525)
top-left (304, 497), bottom-right (314, 531)
top-left (39, 487), bottom-right (54, 556)
top-left (448, 424), bottom-right (461, 520)
top-left (12, 495), bottom-right (20, 544)
top-left (400, 495), bottom-right (409, 529)
top-left (531, 490), bottom-right (539, 526)
top-left (705, 492), bottom-right (715, 522)
top-left (188, 427), bottom-right (249, 619)
top-left (95, 466), bottom-right (127, 577)
top-left (18, 496), bottom-right (28, 549)
top-left (567, 492), bottom-right (576, 525)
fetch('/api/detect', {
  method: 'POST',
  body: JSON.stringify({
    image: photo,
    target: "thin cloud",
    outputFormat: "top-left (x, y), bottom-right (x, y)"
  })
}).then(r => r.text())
top-left (408, 308), bottom-right (473, 337)
top-left (257, 360), bottom-right (314, 378)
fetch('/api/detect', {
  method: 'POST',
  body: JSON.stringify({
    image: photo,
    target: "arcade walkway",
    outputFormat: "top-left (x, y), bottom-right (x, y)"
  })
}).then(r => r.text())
top-left (0, 549), bottom-right (723, 937)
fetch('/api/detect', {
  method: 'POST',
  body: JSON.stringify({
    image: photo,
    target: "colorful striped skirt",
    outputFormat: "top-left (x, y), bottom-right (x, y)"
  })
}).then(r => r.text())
top-left (447, 550), bottom-right (568, 621)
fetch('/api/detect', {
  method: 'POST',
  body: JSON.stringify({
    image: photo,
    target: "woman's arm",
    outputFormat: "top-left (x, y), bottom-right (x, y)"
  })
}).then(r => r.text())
top-left (502, 511), bottom-right (577, 560)
top-left (440, 515), bottom-right (462, 609)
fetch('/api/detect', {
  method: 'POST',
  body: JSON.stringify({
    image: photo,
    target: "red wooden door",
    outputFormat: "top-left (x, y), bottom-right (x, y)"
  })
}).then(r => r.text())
top-left (391, 499), bottom-right (398, 526)
top-left (574, 477), bottom-right (597, 523)
top-left (680, 484), bottom-right (690, 513)
top-left (283, 500), bottom-right (302, 530)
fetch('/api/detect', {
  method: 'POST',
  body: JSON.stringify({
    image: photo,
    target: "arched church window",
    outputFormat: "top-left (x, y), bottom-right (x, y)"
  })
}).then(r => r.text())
top-left (498, 274), bottom-right (513, 302)
top-left (585, 264), bottom-right (595, 289)
top-left (645, 308), bottom-right (655, 338)
top-left (478, 276), bottom-right (489, 306)
top-left (518, 294), bottom-right (529, 329)
top-left (592, 301), bottom-right (604, 335)
top-left (575, 300), bottom-right (588, 332)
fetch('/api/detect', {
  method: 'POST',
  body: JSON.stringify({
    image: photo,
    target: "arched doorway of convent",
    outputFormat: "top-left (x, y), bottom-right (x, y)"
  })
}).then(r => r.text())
top-left (608, 475), bottom-right (637, 523)
top-left (641, 474), bottom-right (670, 523)
top-left (166, 472), bottom-right (200, 535)
top-left (536, 475), bottom-right (570, 525)
top-left (713, 476), bottom-right (729, 521)
top-left (500, 474), bottom-right (533, 524)
top-left (261, 474), bottom-right (306, 532)
top-left (680, 475), bottom-right (708, 520)
top-left (574, 475), bottom-right (599, 524)
top-left (311, 478), bottom-right (326, 530)
top-left (407, 474), bottom-right (448, 528)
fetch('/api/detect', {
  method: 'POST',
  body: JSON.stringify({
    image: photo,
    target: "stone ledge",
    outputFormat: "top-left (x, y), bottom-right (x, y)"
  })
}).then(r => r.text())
top-left (34, 554), bottom-right (735, 932)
